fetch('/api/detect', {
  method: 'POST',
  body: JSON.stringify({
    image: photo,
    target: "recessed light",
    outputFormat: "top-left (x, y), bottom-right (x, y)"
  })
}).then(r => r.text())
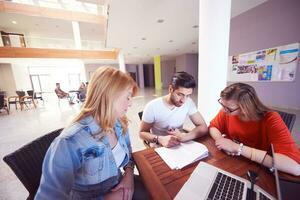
top-left (192, 42), bottom-right (196, 45)
top-left (192, 25), bottom-right (198, 28)
top-left (168, 40), bottom-right (173, 43)
top-left (141, 37), bottom-right (146, 40)
top-left (157, 19), bottom-right (164, 23)
top-left (12, 20), bottom-right (17, 24)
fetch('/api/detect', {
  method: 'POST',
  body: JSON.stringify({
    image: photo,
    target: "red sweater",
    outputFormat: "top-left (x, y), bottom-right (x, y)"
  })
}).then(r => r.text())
top-left (210, 110), bottom-right (300, 164)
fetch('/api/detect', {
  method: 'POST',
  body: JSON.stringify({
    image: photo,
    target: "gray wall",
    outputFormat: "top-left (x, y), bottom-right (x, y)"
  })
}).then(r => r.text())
top-left (175, 54), bottom-right (198, 85)
top-left (229, 0), bottom-right (300, 109)
top-left (143, 64), bottom-right (154, 87)
top-left (126, 64), bottom-right (138, 83)
top-left (161, 60), bottom-right (175, 88)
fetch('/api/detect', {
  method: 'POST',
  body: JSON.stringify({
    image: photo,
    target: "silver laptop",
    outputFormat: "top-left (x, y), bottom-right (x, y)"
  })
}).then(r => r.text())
top-left (271, 144), bottom-right (300, 200)
top-left (175, 162), bottom-right (275, 200)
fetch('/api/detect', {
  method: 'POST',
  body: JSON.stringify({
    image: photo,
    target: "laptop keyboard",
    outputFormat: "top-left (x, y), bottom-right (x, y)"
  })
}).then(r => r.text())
top-left (245, 188), bottom-right (271, 200)
top-left (207, 172), bottom-right (245, 200)
top-left (259, 192), bottom-right (271, 200)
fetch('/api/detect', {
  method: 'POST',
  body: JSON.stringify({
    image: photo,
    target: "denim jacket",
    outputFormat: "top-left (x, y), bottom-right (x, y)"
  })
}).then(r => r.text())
top-left (35, 116), bottom-right (134, 200)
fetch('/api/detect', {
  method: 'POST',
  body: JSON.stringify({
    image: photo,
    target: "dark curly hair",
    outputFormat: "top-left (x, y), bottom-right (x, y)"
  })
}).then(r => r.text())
top-left (170, 71), bottom-right (196, 89)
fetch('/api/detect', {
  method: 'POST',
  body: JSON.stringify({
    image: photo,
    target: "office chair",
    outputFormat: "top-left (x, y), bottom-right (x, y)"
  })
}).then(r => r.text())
top-left (27, 90), bottom-right (44, 104)
top-left (0, 94), bottom-right (9, 114)
top-left (16, 91), bottom-right (36, 110)
top-left (138, 111), bottom-right (151, 148)
top-left (3, 128), bottom-right (63, 200)
top-left (275, 110), bottom-right (296, 132)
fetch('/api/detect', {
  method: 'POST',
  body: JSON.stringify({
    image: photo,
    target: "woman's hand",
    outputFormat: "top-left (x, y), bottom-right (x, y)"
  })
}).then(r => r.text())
top-left (111, 168), bottom-right (134, 200)
top-left (215, 137), bottom-right (239, 155)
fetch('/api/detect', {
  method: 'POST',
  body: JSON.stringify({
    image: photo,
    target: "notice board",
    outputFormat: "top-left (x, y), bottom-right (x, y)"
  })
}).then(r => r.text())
top-left (228, 43), bottom-right (299, 82)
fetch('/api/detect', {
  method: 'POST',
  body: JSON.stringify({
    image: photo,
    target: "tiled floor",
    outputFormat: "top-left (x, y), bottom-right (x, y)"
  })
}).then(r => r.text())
top-left (0, 88), bottom-right (299, 200)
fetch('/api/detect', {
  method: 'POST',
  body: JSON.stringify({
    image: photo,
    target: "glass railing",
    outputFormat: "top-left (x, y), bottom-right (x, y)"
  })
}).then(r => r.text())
top-left (10, 0), bottom-right (106, 15)
top-left (0, 35), bottom-right (106, 50)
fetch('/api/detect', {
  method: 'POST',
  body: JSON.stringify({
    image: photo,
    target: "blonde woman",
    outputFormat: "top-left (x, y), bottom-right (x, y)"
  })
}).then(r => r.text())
top-left (210, 83), bottom-right (300, 176)
top-left (35, 67), bottom-right (139, 200)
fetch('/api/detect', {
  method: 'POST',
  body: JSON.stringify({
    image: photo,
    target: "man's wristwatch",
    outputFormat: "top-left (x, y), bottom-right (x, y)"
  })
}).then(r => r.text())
top-left (153, 135), bottom-right (159, 144)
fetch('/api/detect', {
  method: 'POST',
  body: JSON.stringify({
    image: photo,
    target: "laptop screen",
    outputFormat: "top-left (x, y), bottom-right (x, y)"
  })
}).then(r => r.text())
top-left (270, 144), bottom-right (300, 200)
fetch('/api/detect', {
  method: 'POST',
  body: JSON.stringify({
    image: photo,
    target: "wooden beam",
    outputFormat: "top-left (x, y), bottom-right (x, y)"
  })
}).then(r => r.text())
top-left (0, 47), bottom-right (117, 59)
top-left (0, 1), bottom-right (106, 24)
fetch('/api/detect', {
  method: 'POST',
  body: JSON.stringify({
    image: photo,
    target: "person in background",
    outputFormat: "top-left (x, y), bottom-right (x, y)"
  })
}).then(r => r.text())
top-left (54, 83), bottom-right (74, 104)
top-left (77, 82), bottom-right (87, 102)
top-left (139, 71), bottom-right (208, 147)
top-left (210, 82), bottom-right (300, 176)
top-left (36, 67), bottom-right (146, 199)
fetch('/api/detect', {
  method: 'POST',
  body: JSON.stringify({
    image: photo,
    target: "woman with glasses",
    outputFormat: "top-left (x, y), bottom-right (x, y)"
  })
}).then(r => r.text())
top-left (209, 83), bottom-right (300, 176)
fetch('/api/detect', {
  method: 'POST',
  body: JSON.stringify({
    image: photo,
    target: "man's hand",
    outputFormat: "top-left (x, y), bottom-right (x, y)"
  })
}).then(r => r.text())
top-left (215, 137), bottom-right (239, 155)
top-left (158, 135), bottom-right (180, 147)
top-left (110, 169), bottom-right (134, 200)
top-left (167, 128), bottom-right (186, 142)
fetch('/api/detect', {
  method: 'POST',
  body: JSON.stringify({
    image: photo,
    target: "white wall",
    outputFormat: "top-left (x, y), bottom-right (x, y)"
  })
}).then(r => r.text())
top-left (11, 63), bottom-right (32, 91)
top-left (0, 63), bottom-right (17, 96)
top-left (0, 58), bottom-right (86, 93)
top-left (84, 63), bottom-right (119, 81)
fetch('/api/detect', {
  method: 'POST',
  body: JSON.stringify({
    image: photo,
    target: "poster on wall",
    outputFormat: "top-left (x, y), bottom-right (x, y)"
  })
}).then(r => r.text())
top-left (228, 43), bottom-right (299, 82)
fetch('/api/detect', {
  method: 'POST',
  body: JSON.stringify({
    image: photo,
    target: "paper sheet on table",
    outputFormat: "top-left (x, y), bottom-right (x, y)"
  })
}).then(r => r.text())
top-left (154, 141), bottom-right (208, 169)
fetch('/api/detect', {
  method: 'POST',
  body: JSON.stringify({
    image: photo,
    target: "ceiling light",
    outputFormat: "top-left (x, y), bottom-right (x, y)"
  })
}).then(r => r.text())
top-left (141, 37), bottom-right (146, 40)
top-left (12, 21), bottom-right (17, 24)
top-left (192, 25), bottom-right (198, 28)
top-left (157, 19), bottom-right (164, 23)
top-left (168, 40), bottom-right (173, 43)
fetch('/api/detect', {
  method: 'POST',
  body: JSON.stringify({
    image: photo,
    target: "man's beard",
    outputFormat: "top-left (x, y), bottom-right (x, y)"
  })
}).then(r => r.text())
top-left (170, 95), bottom-right (183, 107)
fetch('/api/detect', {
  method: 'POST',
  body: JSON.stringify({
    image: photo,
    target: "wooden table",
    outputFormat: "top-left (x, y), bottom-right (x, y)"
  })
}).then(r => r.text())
top-left (133, 135), bottom-right (299, 200)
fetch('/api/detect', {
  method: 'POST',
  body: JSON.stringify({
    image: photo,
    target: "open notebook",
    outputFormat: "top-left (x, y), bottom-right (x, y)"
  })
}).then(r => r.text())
top-left (154, 141), bottom-right (209, 170)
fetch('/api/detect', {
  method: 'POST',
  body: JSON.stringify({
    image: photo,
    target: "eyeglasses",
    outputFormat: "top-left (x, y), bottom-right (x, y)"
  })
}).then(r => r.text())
top-left (218, 98), bottom-right (240, 113)
top-left (174, 92), bottom-right (190, 99)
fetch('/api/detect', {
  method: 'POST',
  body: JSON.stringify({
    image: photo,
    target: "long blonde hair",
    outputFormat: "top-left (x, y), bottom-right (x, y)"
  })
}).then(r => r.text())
top-left (73, 66), bottom-right (138, 133)
top-left (221, 83), bottom-right (270, 120)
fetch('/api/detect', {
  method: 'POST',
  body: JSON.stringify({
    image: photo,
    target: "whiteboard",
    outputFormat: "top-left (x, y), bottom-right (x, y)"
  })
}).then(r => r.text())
top-left (228, 43), bottom-right (299, 82)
